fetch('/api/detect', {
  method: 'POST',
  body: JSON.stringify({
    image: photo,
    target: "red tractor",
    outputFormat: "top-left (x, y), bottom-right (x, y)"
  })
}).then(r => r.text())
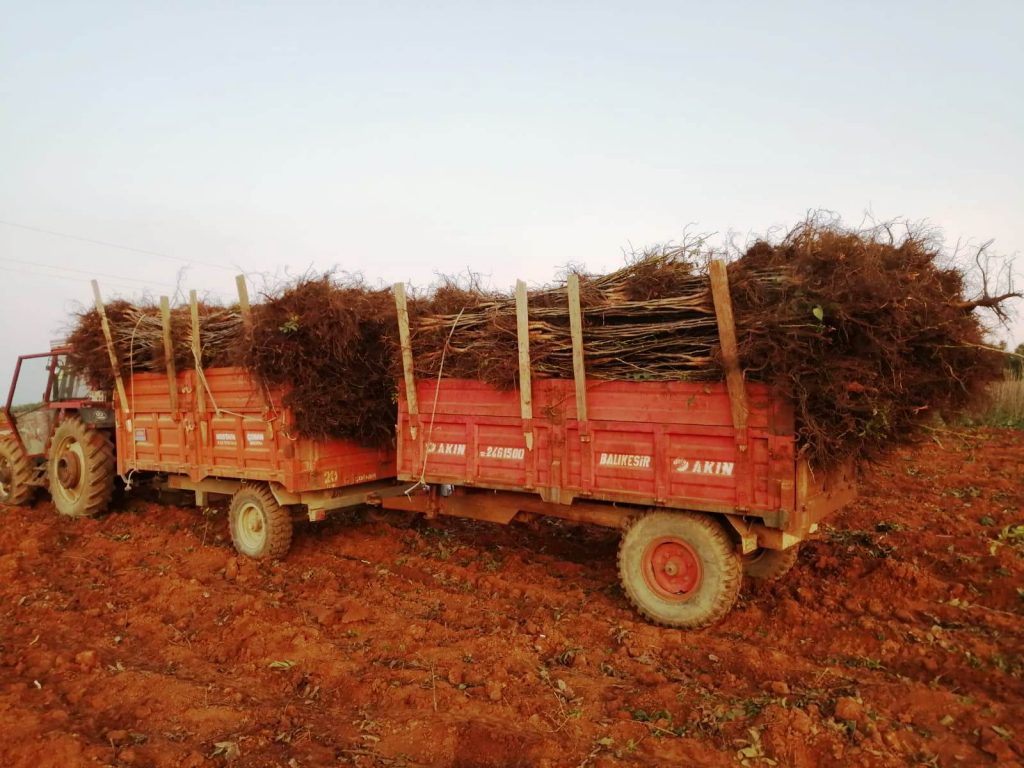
top-left (0, 344), bottom-right (117, 516)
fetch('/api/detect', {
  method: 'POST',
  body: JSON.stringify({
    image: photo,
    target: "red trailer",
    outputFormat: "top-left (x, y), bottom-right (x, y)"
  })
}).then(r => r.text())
top-left (118, 367), bottom-right (396, 557)
top-left (0, 282), bottom-right (397, 561)
top-left (381, 267), bottom-right (855, 628)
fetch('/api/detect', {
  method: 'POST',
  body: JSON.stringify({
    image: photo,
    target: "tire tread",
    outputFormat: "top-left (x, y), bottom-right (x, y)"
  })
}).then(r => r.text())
top-left (228, 484), bottom-right (293, 559)
top-left (0, 437), bottom-right (35, 506)
top-left (48, 417), bottom-right (114, 517)
top-left (618, 511), bottom-right (742, 629)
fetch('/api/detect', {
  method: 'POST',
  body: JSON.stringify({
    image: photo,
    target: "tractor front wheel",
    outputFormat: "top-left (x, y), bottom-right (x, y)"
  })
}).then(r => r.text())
top-left (0, 437), bottom-right (34, 506)
top-left (228, 485), bottom-right (293, 559)
top-left (47, 417), bottom-right (115, 517)
top-left (618, 511), bottom-right (742, 629)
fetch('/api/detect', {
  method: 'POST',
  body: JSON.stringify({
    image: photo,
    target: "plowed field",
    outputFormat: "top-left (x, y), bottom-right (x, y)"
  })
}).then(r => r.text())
top-left (1, 428), bottom-right (1022, 767)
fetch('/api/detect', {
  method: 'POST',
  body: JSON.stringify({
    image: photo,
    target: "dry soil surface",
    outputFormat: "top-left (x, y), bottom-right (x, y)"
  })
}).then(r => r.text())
top-left (1, 427), bottom-right (1022, 767)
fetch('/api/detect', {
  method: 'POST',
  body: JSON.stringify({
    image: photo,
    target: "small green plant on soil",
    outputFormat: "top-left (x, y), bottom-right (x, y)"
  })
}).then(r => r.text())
top-left (736, 726), bottom-right (777, 767)
top-left (989, 523), bottom-right (1024, 555)
top-left (554, 647), bottom-right (582, 666)
top-left (945, 486), bottom-right (982, 499)
top-left (824, 526), bottom-right (894, 558)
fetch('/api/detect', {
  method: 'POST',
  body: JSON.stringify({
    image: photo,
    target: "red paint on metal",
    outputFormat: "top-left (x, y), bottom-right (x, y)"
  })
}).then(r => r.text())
top-left (117, 367), bottom-right (395, 494)
top-left (395, 378), bottom-right (852, 536)
top-left (643, 537), bottom-right (702, 600)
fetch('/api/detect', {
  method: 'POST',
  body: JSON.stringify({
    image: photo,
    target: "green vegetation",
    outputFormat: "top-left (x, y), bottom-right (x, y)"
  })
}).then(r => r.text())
top-left (981, 344), bottom-right (1024, 427)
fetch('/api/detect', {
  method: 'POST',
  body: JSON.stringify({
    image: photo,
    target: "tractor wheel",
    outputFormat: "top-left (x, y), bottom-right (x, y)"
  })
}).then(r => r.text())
top-left (0, 437), bottom-right (34, 506)
top-left (742, 545), bottom-right (800, 582)
top-left (618, 511), bottom-right (742, 629)
top-left (47, 417), bottom-right (115, 518)
top-left (228, 485), bottom-right (292, 559)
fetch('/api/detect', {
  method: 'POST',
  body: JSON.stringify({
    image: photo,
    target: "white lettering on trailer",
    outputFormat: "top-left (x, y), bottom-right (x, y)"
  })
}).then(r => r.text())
top-left (245, 431), bottom-right (265, 446)
top-left (215, 431), bottom-right (237, 446)
top-left (479, 446), bottom-right (525, 461)
top-left (133, 428), bottom-right (148, 442)
top-left (425, 442), bottom-right (466, 457)
top-left (673, 458), bottom-right (734, 476)
top-left (598, 453), bottom-right (652, 469)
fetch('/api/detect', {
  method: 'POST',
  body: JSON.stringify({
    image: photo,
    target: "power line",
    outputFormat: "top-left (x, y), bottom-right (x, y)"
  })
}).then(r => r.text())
top-left (0, 263), bottom-right (232, 300)
top-left (0, 218), bottom-right (237, 272)
top-left (0, 256), bottom-right (178, 289)
top-left (0, 264), bottom-right (152, 294)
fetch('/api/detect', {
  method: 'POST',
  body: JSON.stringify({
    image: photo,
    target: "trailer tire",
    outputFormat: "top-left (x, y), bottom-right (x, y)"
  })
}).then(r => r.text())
top-left (228, 485), bottom-right (292, 560)
top-left (742, 545), bottom-right (800, 582)
top-left (0, 437), bottom-right (34, 506)
top-left (47, 418), bottom-right (115, 518)
top-left (618, 511), bottom-right (741, 629)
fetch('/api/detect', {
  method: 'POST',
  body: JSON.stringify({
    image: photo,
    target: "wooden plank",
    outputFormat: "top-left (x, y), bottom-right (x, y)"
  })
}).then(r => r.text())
top-left (90, 280), bottom-right (130, 414)
top-left (515, 280), bottom-right (534, 450)
top-left (708, 260), bottom-right (748, 433)
top-left (159, 296), bottom-right (179, 415)
top-left (566, 273), bottom-right (588, 424)
top-left (189, 290), bottom-right (206, 417)
top-left (235, 274), bottom-right (252, 328)
top-left (392, 283), bottom-right (419, 438)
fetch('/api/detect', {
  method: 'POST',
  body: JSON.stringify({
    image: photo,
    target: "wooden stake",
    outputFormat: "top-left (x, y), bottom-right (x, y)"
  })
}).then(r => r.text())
top-left (709, 260), bottom-right (748, 434)
top-left (235, 274), bottom-right (252, 329)
top-left (393, 283), bottom-right (419, 439)
top-left (515, 280), bottom-right (534, 450)
top-left (189, 290), bottom-right (206, 417)
top-left (566, 274), bottom-right (588, 424)
top-left (159, 296), bottom-right (179, 415)
top-left (91, 280), bottom-right (130, 414)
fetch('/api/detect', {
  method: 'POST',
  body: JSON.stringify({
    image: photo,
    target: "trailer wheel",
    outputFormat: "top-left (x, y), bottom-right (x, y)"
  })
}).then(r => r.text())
top-left (618, 511), bottom-right (741, 629)
top-left (228, 485), bottom-right (292, 559)
top-left (0, 437), bottom-right (34, 506)
top-left (47, 417), bottom-right (115, 518)
top-left (742, 545), bottom-right (800, 582)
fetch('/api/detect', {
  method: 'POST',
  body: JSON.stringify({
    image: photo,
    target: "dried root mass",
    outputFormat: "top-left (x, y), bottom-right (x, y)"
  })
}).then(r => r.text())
top-left (64, 217), bottom-right (1016, 465)
top-left (408, 220), bottom-right (1014, 466)
top-left (67, 301), bottom-right (241, 392)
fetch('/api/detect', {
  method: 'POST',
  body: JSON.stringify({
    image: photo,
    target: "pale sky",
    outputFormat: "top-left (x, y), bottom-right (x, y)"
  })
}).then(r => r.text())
top-left (2, 0), bottom-right (1022, 393)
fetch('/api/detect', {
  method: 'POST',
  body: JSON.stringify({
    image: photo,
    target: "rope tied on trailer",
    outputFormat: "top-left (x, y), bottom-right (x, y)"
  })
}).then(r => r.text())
top-left (405, 307), bottom-right (465, 497)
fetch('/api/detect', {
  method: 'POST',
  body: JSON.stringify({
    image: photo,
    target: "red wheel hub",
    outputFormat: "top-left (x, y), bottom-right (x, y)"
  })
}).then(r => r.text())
top-left (57, 451), bottom-right (81, 488)
top-left (642, 537), bottom-right (702, 601)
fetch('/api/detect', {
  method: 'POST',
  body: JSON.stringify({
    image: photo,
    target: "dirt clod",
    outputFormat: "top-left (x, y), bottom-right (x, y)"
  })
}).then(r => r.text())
top-left (73, 650), bottom-right (98, 670)
top-left (834, 697), bottom-right (865, 724)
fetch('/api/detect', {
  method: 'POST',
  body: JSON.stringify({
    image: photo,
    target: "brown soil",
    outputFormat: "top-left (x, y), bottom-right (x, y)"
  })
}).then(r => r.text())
top-left (1, 428), bottom-right (1022, 767)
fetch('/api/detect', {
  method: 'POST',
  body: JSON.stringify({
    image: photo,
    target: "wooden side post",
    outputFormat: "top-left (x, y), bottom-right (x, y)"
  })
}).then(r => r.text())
top-left (91, 280), bottom-right (130, 415)
top-left (235, 274), bottom-right (252, 329)
top-left (393, 283), bottom-right (420, 439)
top-left (189, 290), bottom-right (206, 418)
top-left (708, 260), bottom-right (748, 436)
top-left (515, 280), bottom-right (534, 451)
top-left (159, 296), bottom-right (179, 415)
top-left (566, 274), bottom-right (588, 425)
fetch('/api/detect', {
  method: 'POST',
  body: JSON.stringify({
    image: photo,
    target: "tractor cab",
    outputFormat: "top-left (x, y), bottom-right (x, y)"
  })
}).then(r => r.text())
top-left (0, 344), bottom-right (115, 509)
